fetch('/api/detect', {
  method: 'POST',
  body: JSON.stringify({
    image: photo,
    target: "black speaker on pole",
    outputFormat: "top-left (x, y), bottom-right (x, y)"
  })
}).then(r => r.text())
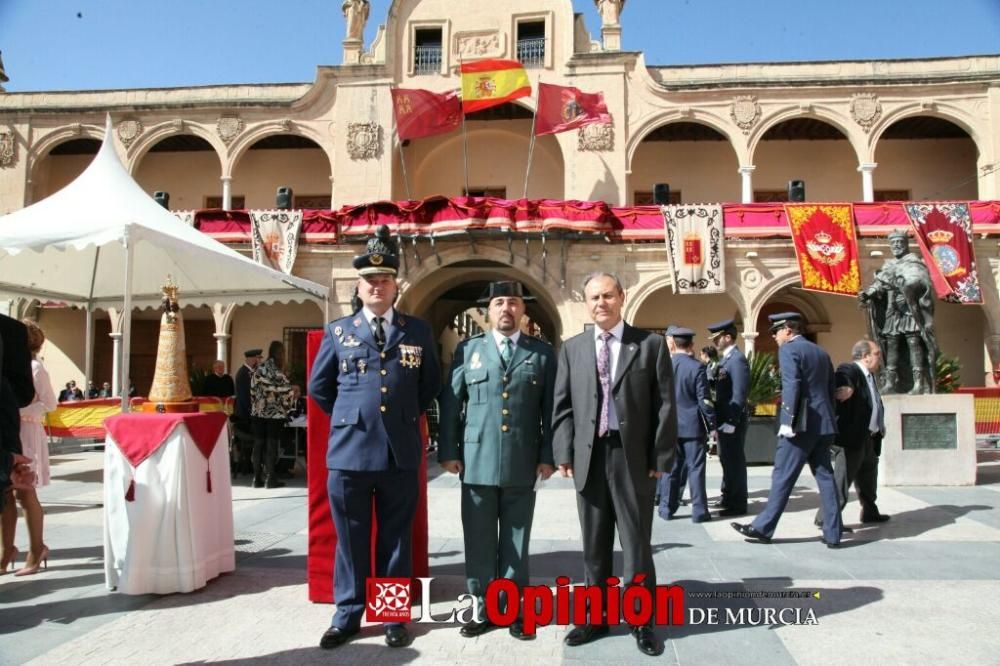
top-left (276, 186), bottom-right (293, 210)
top-left (788, 180), bottom-right (805, 202)
top-left (653, 183), bottom-right (671, 205)
top-left (153, 191), bottom-right (170, 209)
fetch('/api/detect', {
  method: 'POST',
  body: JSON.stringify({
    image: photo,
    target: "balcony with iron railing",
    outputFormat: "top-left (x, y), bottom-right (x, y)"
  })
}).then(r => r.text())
top-left (414, 45), bottom-right (442, 74)
top-left (517, 38), bottom-right (546, 68)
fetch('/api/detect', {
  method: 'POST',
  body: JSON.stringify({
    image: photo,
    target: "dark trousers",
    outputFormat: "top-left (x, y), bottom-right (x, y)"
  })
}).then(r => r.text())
top-left (251, 417), bottom-right (283, 481)
top-left (327, 466), bottom-right (418, 630)
top-left (814, 435), bottom-right (881, 524)
top-left (462, 484), bottom-right (536, 621)
top-left (231, 418), bottom-right (254, 474)
top-left (718, 420), bottom-right (748, 511)
top-left (752, 433), bottom-right (842, 544)
top-left (576, 433), bottom-right (656, 622)
top-left (658, 438), bottom-right (709, 521)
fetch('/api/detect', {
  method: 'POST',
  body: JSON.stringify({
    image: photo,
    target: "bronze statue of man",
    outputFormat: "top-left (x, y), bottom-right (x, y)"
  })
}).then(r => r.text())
top-left (859, 230), bottom-right (938, 394)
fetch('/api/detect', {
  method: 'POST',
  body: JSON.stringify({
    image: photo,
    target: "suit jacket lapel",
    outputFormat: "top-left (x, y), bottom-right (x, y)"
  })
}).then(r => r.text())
top-left (350, 314), bottom-right (379, 352)
top-left (612, 325), bottom-right (639, 391)
top-left (506, 335), bottom-right (532, 373)
top-left (384, 311), bottom-right (406, 351)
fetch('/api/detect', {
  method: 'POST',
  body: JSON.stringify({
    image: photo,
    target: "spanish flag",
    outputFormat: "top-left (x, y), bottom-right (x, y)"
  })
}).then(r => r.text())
top-left (460, 59), bottom-right (531, 114)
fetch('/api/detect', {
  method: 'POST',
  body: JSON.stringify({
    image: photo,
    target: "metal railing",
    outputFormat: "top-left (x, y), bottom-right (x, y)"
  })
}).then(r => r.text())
top-left (414, 45), bottom-right (442, 74)
top-left (517, 38), bottom-right (546, 68)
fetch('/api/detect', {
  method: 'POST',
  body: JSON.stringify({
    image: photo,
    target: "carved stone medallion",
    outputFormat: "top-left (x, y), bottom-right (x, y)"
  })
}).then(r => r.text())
top-left (730, 95), bottom-right (761, 135)
top-left (116, 118), bottom-right (143, 148)
top-left (0, 128), bottom-right (15, 168)
top-left (578, 123), bottom-right (614, 152)
top-left (850, 93), bottom-right (881, 133)
top-left (347, 121), bottom-right (382, 160)
top-left (216, 115), bottom-right (244, 146)
top-left (454, 30), bottom-right (503, 59)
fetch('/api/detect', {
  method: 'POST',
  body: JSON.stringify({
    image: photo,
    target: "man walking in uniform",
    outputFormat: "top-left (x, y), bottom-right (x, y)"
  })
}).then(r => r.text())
top-left (706, 319), bottom-right (749, 517)
top-left (439, 280), bottom-right (556, 640)
top-left (553, 272), bottom-right (675, 657)
top-left (732, 313), bottom-right (843, 547)
top-left (657, 327), bottom-right (715, 523)
top-left (309, 226), bottom-right (441, 650)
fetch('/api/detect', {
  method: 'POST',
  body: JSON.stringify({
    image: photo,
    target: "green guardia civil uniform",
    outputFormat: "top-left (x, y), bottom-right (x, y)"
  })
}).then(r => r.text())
top-left (439, 330), bottom-right (556, 618)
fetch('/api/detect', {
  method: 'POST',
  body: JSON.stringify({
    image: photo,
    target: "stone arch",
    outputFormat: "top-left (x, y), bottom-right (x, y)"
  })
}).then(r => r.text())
top-left (624, 270), bottom-right (747, 337)
top-left (748, 105), bottom-right (864, 167)
top-left (27, 125), bottom-right (106, 201)
top-left (626, 112), bottom-right (746, 169)
top-left (126, 121), bottom-right (225, 174)
top-left (746, 267), bottom-right (811, 324)
top-left (226, 121), bottom-right (334, 177)
top-left (869, 103), bottom-right (985, 162)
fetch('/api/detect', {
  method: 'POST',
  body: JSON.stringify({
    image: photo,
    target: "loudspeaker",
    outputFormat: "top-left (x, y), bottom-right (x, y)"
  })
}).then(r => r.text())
top-left (153, 191), bottom-right (170, 209)
top-left (276, 186), bottom-right (293, 210)
top-left (788, 180), bottom-right (805, 202)
top-left (653, 183), bottom-right (671, 205)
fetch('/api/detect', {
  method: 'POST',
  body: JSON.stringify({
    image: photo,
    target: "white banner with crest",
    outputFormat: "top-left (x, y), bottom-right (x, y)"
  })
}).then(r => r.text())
top-left (250, 210), bottom-right (303, 274)
top-left (661, 204), bottom-right (725, 295)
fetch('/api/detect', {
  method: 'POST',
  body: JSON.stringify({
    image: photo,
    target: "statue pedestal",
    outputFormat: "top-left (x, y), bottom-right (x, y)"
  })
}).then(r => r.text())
top-left (342, 38), bottom-right (363, 65)
top-left (879, 393), bottom-right (977, 486)
top-left (601, 25), bottom-right (621, 52)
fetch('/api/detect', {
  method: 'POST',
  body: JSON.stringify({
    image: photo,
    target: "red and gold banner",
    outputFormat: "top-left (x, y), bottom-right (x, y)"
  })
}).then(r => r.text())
top-left (904, 202), bottom-right (982, 304)
top-left (460, 59), bottom-right (531, 113)
top-left (785, 203), bottom-right (861, 295)
top-left (534, 83), bottom-right (612, 136)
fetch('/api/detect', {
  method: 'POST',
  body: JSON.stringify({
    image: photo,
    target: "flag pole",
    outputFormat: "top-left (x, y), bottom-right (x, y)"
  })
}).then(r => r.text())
top-left (522, 103), bottom-right (539, 200)
top-left (396, 129), bottom-right (412, 201)
top-left (458, 57), bottom-right (471, 195)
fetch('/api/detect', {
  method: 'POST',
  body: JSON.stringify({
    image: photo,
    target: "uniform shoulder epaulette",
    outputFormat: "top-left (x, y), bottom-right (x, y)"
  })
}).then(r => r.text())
top-left (467, 332), bottom-right (486, 341)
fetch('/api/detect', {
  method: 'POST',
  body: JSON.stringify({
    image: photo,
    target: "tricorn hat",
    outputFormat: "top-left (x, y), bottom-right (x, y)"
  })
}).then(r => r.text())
top-left (353, 225), bottom-right (399, 276)
top-left (477, 280), bottom-right (536, 305)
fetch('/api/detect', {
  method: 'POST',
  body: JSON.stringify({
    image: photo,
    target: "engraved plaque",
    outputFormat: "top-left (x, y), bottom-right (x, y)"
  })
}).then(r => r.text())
top-left (901, 413), bottom-right (957, 450)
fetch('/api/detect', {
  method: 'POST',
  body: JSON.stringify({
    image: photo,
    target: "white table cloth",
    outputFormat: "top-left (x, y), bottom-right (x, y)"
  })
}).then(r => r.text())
top-left (103, 419), bottom-right (235, 594)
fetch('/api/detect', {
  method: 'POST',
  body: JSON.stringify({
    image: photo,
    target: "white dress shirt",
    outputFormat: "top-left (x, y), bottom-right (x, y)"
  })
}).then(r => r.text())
top-left (492, 329), bottom-right (521, 357)
top-left (362, 306), bottom-right (394, 337)
top-left (594, 319), bottom-right (625, 431)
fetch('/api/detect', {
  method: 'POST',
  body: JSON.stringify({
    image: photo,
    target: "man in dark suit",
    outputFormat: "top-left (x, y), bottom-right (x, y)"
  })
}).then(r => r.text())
top-left (732, 313), bottom-right (843, 548)
top-left (439, 280), bottom-right (556, 640)
top-left (309, 225), bottom-right (440, 650)
top-left (552, 272), bottom-right (675, 657)
top-left (815, 339), bottom-right (890, 528)
top-left (658, 327), bottom-right (715, 523)
top-left (231, 349), bottom-right (261, 476)
top-left (202, 360), bottom-right (236, 399)
top-left (706, 319), bottom-right (750, 517)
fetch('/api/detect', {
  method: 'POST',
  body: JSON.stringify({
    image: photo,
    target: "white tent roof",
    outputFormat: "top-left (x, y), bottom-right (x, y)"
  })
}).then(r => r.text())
top-left (0, 118), bottom-right (328, 310)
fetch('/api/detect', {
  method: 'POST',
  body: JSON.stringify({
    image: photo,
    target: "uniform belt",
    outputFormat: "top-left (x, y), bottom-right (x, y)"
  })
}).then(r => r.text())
top-left (597, 430), bottom-right (622, 447)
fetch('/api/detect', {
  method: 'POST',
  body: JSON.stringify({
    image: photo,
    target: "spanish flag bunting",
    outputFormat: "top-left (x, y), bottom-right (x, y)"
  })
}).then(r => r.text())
top-left (460, 59), bottom-right (531, 113)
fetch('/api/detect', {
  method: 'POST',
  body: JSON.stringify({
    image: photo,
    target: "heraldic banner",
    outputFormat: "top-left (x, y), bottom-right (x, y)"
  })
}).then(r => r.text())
top-left (661, 204), bottom-right (725, 294)
top-left (250, 210), bottom-right (303, 275)
top-left (785, 203), bottom-right (861, 296)
top-left (904, 202), bottom-right (982, 304)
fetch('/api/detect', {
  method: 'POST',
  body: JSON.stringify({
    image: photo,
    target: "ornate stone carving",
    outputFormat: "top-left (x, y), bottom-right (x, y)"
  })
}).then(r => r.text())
top-left (741, 267), bottom-right (762, 290)
top-left (454, 30), bottom-right (503, 59)
top-left (347, 121), bottom-right (382, 160)
top-left (578, 123), bottom-right (614, 152)
top-left (730, 95), bottom-right (761, 134)
top-left (850, 93), bottom-right (881, 133)
top-left (0, 128), bottom-right (16, 168)
top-left (216, 115), bottom-right (243, 145)
top-left (116, 118), bottom-right (143, 148)
top-left (279, 118), bottom-right (292, 132)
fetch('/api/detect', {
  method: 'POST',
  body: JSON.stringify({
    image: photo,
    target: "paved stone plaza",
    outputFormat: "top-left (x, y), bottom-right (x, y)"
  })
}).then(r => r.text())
top-left (1, 447), bottom-right (998, 665)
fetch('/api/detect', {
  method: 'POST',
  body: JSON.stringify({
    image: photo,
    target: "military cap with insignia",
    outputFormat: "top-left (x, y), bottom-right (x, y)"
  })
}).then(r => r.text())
top-left (244, 348), bottom-right (263, 358)
top-left (353, 224), bottom-right (399, 276)
top-left (476, 280), bottom-right (536, 305)
top-left (707, 318), bottom-right (737, 339)
top-left (768, 311), bottom-right (803, 332)
top-left (667, 326), bottom-right (696, 342)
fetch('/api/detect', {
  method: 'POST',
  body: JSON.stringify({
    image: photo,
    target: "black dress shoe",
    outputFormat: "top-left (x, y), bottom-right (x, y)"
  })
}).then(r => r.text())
top-left (632, 625), bottom-right (663, 656)
top-left (731, 522), bottom-right (771, 543)
top-left (816, 524), bottom-right (853, 533)
top-left (718, 508), bottom-right (746, 517)
top-left (385, 624), bottom-right (410, 648)
top-left (821, 538), bottom-right (841, 549)
top-left (264, 478), bottom-right (286, 489)
top-left (564, 624), bottom-right (609, 646)
top-left (319, 626), bottom-right (357, 649)
top-left (508, 620), bottom-right (535, 641)
top-left (252, 476), bottom-right (264, 489)
top-left (711, 500), bottom-right (728, 508)
top-left (861, 513), bottom-right (890, 523)
top-left (459, 620), bottom-right (492, 638)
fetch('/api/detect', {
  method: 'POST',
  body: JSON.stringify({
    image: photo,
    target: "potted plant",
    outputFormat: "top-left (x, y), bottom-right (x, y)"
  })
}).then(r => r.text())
top-left (743, 351), bottom-right (781, 464)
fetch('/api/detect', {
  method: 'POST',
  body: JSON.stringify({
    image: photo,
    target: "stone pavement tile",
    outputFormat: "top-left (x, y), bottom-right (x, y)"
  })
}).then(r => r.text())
top-left (894, 486), bottom-right (1000, 530)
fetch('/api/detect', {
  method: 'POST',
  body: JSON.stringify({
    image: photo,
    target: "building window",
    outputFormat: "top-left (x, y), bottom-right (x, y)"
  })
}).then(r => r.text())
top-left (204, 195), bottom-right (245, 209)
top-left (463, 187), bottom-right (507, 198)
top-left (874, 189), bottom-right (911, 202)
top-left (414, 28), bottom-right (443, 74)
top-left (753, 190), bottom-right (788, 203)
top-left (516, 21), bottom-right (546, 68)
top-left (634, 190), bottom-right (682, 205)
top-left (294, 194), bottom-right (332, 209)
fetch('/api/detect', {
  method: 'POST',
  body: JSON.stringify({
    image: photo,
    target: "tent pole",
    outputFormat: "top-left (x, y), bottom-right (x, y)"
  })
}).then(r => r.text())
top-left (120, 236), bottom-right (134, 413)
top-left (85, 246), bottom-right (100, 392)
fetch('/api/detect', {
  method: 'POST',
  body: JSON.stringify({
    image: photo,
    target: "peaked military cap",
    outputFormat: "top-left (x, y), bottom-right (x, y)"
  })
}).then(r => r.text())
top-left (707, 319), bottom-right (737, 339)
top-left (353, 225), bottom-right (399, 276)
top-left (244, 348), bottom-right (263, 358)
top-left (667, 326), bottom-right (695, 341)
top-left (477, 280), bottom-right (536, 305)
top-left (768, 312), bottom-right (802, 332)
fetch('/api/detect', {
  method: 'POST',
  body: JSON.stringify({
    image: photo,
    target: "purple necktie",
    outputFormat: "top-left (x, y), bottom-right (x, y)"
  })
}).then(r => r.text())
top-left (598, 331), bottom-right (612, 437)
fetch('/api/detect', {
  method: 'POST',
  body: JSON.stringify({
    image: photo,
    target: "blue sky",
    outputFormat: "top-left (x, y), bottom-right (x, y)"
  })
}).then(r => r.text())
top-left (1, 0), bottom-right (998, 92)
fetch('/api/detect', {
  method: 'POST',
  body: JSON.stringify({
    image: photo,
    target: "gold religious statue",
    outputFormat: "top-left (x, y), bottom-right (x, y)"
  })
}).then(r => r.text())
top-left (143, 277), bottom-right (198, 412)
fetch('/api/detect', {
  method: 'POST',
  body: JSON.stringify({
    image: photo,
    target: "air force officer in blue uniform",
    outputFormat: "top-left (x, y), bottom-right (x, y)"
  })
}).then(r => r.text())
top-left (732, 313), bottom-right (843, 547)
top-left (309, 226), bottom-right (441, 650)
top-left (706, 319), bottom-right (749, 517)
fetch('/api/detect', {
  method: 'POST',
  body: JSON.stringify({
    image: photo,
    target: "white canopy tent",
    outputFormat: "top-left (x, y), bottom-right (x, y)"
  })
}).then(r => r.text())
top-left (0, 117), bottom-right (329, 410)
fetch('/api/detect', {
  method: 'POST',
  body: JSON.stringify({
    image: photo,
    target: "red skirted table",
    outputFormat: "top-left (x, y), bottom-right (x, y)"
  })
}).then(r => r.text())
top-left (103, 411), bottom-right (235, 594)
top-left (306, 330), bottom-right (430, 603)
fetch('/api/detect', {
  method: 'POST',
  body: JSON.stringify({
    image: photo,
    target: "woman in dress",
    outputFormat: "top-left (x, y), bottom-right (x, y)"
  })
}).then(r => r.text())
top-left (13, 319), bottom-right (57, 575)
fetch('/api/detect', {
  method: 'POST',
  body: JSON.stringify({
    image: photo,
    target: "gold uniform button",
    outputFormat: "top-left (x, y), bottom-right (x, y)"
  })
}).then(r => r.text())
top-left (501, 424), bottom-right (509, 432)
top-left (380, 352), bottom-right (386, 359)
top-left (502, 376), bottom-right (509, 384)
top-left (502, 408), bottom-right (509, 415)
top-left (381, 386), bottom-right (388, 394)
top-left (502, 392), bottom-right (509, 399)
top-left (380, 405), bottom-right (387, 413)
top-left (380, 369), bottom-right (387, 376)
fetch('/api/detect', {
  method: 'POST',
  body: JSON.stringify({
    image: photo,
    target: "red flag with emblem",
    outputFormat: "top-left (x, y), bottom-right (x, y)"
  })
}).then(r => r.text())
top-left (391, 88), bottom-right (462, 141)
top-left (785, 203), bottom-right (862, 296)
top-left (534, 83), bottom-right (612, 136)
